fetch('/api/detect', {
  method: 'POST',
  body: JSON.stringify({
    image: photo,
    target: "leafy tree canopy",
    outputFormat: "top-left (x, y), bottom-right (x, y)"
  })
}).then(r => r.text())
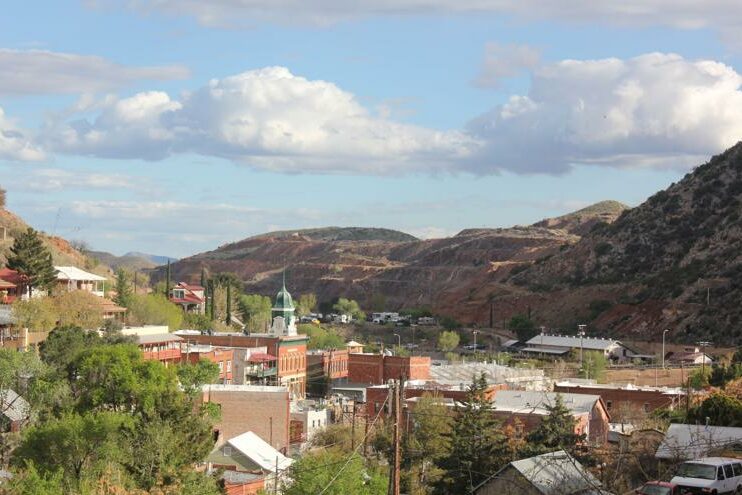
top-left (436, 331), bottom-right (460, 352)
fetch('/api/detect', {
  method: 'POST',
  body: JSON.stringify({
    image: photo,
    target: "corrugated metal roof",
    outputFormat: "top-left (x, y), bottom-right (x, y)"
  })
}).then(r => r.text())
top-left (493, 390), bottom-right (601, 416)
top-left (227, 431), bottom-right (293, 472)
top-left (55, 266), bottom-right (107, 282)
top-left (521, 347), bottom-right (571, 355)
top-left (656, 424), bottom-right (742, 460)
top-left (525, 334), bottom-right (621, 351)
top-left (507, 450), bottom-right (604, 495)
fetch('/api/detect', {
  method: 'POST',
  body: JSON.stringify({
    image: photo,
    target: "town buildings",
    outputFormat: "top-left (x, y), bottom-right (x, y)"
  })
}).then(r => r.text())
top-left (491, 390), bottom-right (610, 445)
top-left (474, 450), bottom-right (604, 495)
top-left (200, 384), bottom-right (291, 454)
top-left (347, 353), bottom-right (431, 385)
top-left (169, 282), bottom-right (206, 314)
top-left (554, 380), bottom-right (686, 422)
top-left (655, 424), bottom-right (742, 460)
top-left (521, 333), bottom-right (641, 363)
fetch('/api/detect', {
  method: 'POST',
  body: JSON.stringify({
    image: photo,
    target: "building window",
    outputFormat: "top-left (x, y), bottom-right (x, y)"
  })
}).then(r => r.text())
top-left (643, 402), bottom-right (650, 413)
top-left (223, 446), bottom-right (232, 456)
top-left (606, 401), bottom-right (612, 411)
top-left (227, 361), bottom-right (232, 372)
top-left (218, 362), bottom-right (223, 371)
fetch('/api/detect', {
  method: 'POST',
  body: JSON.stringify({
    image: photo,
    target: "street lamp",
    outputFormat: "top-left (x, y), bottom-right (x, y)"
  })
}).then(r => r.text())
top-left (577, 324), bottom-right (586, 371)
top-left (662, 329), bottom-right (669, 369)
top-left (473, 330), bottom-right (480, 353)
top-left (393, 333), bottom-right (401, 350)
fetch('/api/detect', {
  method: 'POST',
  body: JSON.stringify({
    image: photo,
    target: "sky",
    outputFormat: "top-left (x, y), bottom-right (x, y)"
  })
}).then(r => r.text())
top-left (2, 1), bottom-right (742, 258)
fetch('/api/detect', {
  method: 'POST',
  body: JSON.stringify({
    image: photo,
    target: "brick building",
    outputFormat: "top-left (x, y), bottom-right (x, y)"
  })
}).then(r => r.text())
top-left (182, 345), bottom-right (235, 383)
top-left (177, 332), bottom-right (308, 398)
top-left (200, 384), bottom-right (291, 454)
top-left (348, 353), bottom-right (430, 385)
top-left (491, 391), bottom-right (610, 445)
top-left (306, 348), bottom-right (348, 396)
top-left (365, 380), bottom-right (507, 418)
top-left (553, 380), bottom-right (686, 422)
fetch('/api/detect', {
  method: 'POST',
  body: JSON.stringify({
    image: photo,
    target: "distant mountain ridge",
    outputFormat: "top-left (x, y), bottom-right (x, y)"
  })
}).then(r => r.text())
top-left (246, 227), bottom-right (418, 243)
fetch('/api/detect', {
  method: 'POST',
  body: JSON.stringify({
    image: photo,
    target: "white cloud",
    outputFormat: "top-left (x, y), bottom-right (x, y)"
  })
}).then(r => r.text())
top-left (45, 66), bottom-right (477, 173)
top-left (466, 52), bottom-right (742, 173)
top-left (5, 168), bottom-right (136, 192)
top-left (94, 0), bottom-right (742, 42)
top-left (0, 107), bottom-right (44, 161)
top-left (0, 49), bottom-right (189, 95)
top-left (474, 42), bottom-right (540, 88)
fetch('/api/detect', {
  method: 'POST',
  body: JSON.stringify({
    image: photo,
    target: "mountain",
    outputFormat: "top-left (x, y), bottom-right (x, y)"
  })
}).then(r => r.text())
top-left (510, 142), bottom-right (742, 345)
top-left (87, 251), bottom-right (159, 271)
top-left (161, 219), bottom-right (598, 322)
top-left (123, 252), bottom-right (178, 266)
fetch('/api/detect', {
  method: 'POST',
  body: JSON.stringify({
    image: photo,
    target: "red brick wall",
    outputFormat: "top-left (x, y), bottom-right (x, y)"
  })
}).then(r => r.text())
top-left (553, 384), bottom-right (682, 422)
top-left (348, 354), bottom-right (431, 385)
top-left (348, 354), bottom-right (385, 384)
top-left (224, 478), bottom-right (265, 495)
top-left (200, 388), bottom-right (290, 453)
top-left (184, 349), bottom-right (234, 383)
top-left (365, 383), bottom-right (506, 417)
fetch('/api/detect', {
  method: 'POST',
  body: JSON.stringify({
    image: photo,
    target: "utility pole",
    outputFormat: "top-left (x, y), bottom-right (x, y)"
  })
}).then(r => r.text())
top-left (351, 403), bottom-right (357, 451)
top-left (388, 377), bottom-right (403, 495)
top-left (697, 341), bottom-right (711, 377)
top-left (274, 456), bottom-right (279, 495)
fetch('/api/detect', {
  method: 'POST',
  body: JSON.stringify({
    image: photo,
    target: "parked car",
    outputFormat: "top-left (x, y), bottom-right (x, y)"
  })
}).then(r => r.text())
top-left (634, 481), bottom-right (680, 495)
top-left (670, 457), bottom-right (742, 494)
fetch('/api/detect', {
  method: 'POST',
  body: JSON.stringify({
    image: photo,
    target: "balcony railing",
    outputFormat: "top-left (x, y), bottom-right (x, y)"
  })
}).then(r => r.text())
top-left (245, 366), bottom-right (277, 377)
top-left (142, 348), bottom-right (182, 362)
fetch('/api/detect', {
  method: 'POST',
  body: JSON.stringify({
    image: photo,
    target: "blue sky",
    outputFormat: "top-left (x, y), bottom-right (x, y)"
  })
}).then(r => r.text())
top-left (2, 1), bottom-right (742, 257)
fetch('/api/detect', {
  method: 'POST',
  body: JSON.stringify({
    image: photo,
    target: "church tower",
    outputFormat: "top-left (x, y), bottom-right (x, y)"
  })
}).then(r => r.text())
top-left (270, 272), bottom-right (297, 336)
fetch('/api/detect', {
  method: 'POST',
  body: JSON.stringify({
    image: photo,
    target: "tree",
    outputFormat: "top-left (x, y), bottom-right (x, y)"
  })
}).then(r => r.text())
top-left (439, 316), bottom-right (460, 331)
top-left (12, 298), bottom-right (57, 332)
top-left (6, 228), bottom-right (57, 295)
top-left (239, 294), bottom-right (272, 333)
top-left (225, 284), bottom-right (232, 326)
top-left (579, 351), bottom-right (607, 382)
top-left (437, 374), bottom-right (508, 493)
top-left (12, 411), bottom-right (132, 482)
top-left (526, 394), bottom-right (584, 456)
top-left (437, 331), bottom-right (460, 352)
top-left (126, 294), bottom-right (183, 330)
top-left (507, 314), bottom-right (538, 342)
top-left (113, 269), bottom-right (133, 308)
top-left (283, 449), bottom-right (387, 495)
top-left (297, 323), bottom-right (344, 350)
top-left (177, 360), bottom-right (220, 397)
top-left (0, 186), bottom-right (5, 209)
top-left (52, 290), bottom-right (104, 330)
top-left (296, 293), bottom-right (317, 317)
top-left (333, 298), bottom-right (365, 321)
top-left (405, 394), bottom-right (453, 493)
top-left (688, 392), bottom-right (742, 427)
top-left (164, 260), bottom-right (171, 297)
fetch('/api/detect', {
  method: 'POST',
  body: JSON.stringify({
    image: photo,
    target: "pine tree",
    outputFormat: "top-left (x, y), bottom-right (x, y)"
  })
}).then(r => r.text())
top-left (113, 269), bottom-right (133, 308)
top-left (526, 394), bottom-right (584, 456)
top-left (6, 227), bottom-right (56, 296)
top-left (437, 373), bottom-right (508, 493)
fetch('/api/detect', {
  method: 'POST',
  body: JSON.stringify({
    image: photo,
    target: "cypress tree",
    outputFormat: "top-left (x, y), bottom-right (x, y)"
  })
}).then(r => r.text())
top-left (165, 260), bottom-right (171, 297)
top-left (200, 267), bottom-right (206, 290)
top-left (225, 284), bottom-right (232, 326)
top-left (113, 269), bottom-right (133, 308)
top-left (208, 280), bottom-right (215, 321)
top-left (6, 227), bottom-right (57, 296)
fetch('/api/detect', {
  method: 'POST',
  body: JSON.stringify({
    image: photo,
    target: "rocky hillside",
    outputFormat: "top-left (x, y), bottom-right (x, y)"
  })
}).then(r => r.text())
top-left (532, 200), bottom-right (629, 236)
top-left (0, 208), bottom-right (92, 269)
top-left (511, 142), bottom-right (742, 345)
top-left (164, 218), bottom-right (597, 322)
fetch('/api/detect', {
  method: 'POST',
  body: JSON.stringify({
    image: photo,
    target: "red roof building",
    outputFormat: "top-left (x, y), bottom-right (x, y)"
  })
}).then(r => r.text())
top-left (0, 268), bottom-right (25, 304)
top-left (169, 282), bottom-right (206, 314)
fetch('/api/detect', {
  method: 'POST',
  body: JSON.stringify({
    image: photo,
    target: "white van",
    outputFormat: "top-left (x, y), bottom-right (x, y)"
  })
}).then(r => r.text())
top-left (670, 457), bottom-right (742, 494)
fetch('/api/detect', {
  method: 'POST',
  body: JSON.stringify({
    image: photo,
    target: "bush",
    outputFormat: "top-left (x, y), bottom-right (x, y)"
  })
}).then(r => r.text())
top-left (127, 294), bottom-right (183, 330)
top-left (437, 331), bottom-right (460, 352)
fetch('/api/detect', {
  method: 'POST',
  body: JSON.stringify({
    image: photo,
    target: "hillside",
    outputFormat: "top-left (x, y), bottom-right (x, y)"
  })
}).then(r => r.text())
top-left (0, 208), bottom-right (94, 269)
top-left (87, 251), bottom-right (159, 271)
top-left (532, 200), bottom-right (629, 235)
top-left (163, 217), bottom-right (599, 323)
top-left (511, 142), bottom-right (742, 345)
